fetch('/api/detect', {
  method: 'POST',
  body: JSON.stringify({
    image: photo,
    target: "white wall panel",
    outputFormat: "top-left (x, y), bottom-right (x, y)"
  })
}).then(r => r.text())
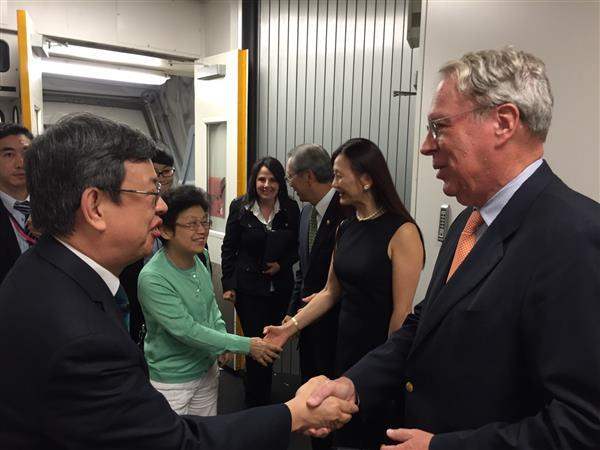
top-left (257, 0), bottom-right (416, 205)
top-left (2, 0), bottom-right (206, 58)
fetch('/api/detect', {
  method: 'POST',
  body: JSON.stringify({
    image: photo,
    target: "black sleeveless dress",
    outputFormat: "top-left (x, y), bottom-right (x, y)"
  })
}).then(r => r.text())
top-left (333, 212), bottom-right (408, 449)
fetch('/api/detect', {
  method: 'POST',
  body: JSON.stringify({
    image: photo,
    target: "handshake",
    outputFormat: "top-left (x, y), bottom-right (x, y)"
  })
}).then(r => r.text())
top-left (285, 375), bottom-right (358, 436)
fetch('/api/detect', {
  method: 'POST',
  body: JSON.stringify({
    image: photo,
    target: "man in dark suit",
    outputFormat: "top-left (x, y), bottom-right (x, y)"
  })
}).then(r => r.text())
top-left (285, 143), bottom-right (353, 450)
top-left (306, 47), bottom-right (600, 449)
top-left (0, 113), bottom-right (357, 449)
top-left (0, 123), bottom-right (34, 283)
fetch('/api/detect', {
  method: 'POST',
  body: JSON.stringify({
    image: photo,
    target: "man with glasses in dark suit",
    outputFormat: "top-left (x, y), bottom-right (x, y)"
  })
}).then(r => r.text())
top-left (305, 47), bottom-right (600, 450)
top-left (285, 143), bottom-right (353, 450)
top-left (0, 113), bottom-right (357, 449)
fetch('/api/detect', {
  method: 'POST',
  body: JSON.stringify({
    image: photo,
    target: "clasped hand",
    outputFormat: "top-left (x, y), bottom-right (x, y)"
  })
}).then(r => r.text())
top-left (285, 376), bottom-right (358, 435)
top-left (299, 376), bottom-right (433, 448)
top-left (249, 337), bottom-right (282, 366)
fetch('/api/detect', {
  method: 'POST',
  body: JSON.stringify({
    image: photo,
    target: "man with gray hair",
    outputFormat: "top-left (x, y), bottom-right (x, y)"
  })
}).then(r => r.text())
top-left (306, 47), bottom-right (600, 449)
top-left (285, 143), bottom-right (353, 450)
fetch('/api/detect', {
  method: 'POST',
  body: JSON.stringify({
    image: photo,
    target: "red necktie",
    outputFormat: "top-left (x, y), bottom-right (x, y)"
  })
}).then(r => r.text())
top-left (447, 210), bottom-right (484, 281)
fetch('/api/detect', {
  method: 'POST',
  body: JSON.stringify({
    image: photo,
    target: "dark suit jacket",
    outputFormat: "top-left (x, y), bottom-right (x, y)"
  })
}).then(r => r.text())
top-left (0, 235), bottom-right (291, 449)
top-left (346, 162), bottom-right (600, 449)
top-left (0, 201), bottom-right (21, 283)
top-left (221, 195), bottom-right (300, 297)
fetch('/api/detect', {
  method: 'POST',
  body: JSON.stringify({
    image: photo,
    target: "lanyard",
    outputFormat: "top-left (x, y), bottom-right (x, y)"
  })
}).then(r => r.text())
top-left (8, 213), bottom-right (37, 246)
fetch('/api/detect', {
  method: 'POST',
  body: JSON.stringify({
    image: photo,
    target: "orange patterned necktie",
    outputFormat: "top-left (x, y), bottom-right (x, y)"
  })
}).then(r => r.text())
top-left (447, 209), bottom-right (484, 281)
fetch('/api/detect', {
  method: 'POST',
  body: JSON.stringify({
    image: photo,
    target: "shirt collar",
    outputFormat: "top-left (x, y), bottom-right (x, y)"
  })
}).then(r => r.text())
top-left (479, 159), bottom-right (543, 226)
top-left (0, 190), bottom-right (30, 215)
top-left (314, 188), bottom-right (336, 219)
top-left (56, 238), bottom-right (120, 296)
top-left (250, 198), bottom-right (280, 225)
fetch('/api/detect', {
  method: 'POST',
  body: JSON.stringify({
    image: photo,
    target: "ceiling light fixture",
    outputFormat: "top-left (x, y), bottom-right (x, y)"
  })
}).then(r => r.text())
top-left (40, 59), bottom-right (170, 86)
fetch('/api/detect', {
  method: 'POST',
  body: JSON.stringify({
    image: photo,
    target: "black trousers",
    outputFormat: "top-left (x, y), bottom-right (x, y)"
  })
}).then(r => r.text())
top-left (299, 305), bottom-right (340, 450)
top-left (235, 291), bottom-right (288, 406)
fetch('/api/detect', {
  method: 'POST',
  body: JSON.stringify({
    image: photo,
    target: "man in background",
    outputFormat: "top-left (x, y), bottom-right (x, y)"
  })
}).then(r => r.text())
top-left (0, 123), bottom-right (34, 283)
top-left (308, 47), bottom-right (600, 449)
top-left (0, 113), bottom-right (357, 449)
top-left (153, 147), bottom-right (176, 191)
top-left (285, 143), bottom-right (353, 450)
top-left (120, 144), bottom-right (177, 345)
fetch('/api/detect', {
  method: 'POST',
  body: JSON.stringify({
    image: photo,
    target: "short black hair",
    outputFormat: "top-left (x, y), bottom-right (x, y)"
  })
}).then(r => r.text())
top-left (0, 123), bottom-right (33, 141)
top-left (161, 185), bottom-right (209, 233)
top-left (244, 156), bottom-right (289, 205)
top-left (152, 147), bottom-right (174, 166)
top-left (25, 113), bottom-right (160, 236)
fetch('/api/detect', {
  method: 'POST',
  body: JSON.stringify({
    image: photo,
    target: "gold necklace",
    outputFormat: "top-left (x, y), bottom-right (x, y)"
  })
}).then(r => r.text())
top-left (356, 207), bottom-right (384, 222)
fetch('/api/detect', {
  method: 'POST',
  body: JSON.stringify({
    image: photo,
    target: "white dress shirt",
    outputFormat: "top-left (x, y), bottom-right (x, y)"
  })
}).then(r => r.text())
top-left (313, 188), bottom-right (336, 229)
top-left (57, 238), bottom-right (120, 296)
top-left (0, 190), bottom-right (31, 254)
top-left (476, 159), bottom-right (543, 240)
top-left (250, 199), bottom-right (280, 231)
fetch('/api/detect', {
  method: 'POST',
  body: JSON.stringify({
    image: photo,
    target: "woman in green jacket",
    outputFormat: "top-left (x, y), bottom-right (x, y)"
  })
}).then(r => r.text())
top-left (138, 185), bottom-right (281, 416)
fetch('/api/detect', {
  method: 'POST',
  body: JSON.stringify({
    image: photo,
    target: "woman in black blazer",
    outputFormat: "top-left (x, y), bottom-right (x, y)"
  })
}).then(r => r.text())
top-left (221, 157), bottom-right (300, 406)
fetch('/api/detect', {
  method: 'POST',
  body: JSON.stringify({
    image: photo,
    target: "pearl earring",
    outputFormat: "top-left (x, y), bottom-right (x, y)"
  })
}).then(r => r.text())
top-left (363, 185), bottom-right (370, 191)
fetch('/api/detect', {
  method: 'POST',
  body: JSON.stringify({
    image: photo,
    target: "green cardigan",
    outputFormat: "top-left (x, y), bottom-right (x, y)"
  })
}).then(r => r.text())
top-left (138, 248), bottom-right (251, 383)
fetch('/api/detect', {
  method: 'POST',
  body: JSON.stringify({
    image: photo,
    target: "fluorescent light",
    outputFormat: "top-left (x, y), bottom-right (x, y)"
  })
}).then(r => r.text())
top-left (40, 59), bottom-right (170, 86)
top-left (48, 44), bottom-right (164, 68)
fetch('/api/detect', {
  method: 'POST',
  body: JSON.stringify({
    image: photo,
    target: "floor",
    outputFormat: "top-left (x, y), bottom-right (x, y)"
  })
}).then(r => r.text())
top-left (217, 368), bottom-right (311, 450)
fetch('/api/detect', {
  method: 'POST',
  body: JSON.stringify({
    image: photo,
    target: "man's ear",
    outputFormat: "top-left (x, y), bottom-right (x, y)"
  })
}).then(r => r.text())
top-left (495, 103), bottom-right (520, 144)
top-left (79, 187), bottom-right (108, 232)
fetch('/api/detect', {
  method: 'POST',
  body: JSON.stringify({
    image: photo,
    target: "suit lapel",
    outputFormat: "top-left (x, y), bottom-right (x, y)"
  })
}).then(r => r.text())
top-left (0, 203), bottom-right (21, 261)
top-left (307, 193), bottom-right (340, 267)
top-left (35, 236), bottom-right (125, 331)
top-left (412, 161), bottom-right (556, 352)
top-left (298, 205), bottom-right (311, 272)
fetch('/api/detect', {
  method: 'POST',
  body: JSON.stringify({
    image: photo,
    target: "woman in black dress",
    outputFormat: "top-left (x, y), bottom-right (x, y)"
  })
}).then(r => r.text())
top-left (264, 138), bottom-right (424, 448)
top-left (221, 156), bottom-right (300, 406)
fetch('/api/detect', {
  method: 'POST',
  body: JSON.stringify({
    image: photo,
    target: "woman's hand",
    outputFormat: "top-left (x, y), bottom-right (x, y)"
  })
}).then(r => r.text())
top-left (263, 323), bottom-right (295, 349)
top-left (263, 262), bottom-right (281, 276)
top-left (249, 337), bottom-right (282, 367)
top-left (223, 290), bottom-right (236, 303)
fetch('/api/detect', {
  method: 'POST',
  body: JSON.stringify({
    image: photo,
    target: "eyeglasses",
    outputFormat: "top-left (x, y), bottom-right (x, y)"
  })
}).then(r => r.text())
top-left (175, 219), bottom-right (212, 231)
top-left (426, 106), bottom-right (490, 140)
top-left (118, 182), bottom-right (162, 206)
top-left (156, 167), bottom-right (175, 178)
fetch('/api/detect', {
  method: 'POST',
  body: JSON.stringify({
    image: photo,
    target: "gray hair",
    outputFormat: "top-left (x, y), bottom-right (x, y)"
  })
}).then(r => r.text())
top-left (287, 143), bottom-right (333, 183)
top-left (440, 46), bottom-right (553, 142)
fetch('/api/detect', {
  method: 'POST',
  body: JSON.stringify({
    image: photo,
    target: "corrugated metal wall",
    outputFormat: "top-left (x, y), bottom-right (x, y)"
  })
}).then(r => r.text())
top-left (256, 0), bottom-right (418, 375)
top-left (257, 0), bottom-right (418, 202)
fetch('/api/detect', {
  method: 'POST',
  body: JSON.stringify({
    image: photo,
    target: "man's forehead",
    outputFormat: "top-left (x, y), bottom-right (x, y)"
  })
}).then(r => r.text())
top-left (0, 134), bottom-right (31, 150)
top-left (429, 78), bottom-right (469, 117)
